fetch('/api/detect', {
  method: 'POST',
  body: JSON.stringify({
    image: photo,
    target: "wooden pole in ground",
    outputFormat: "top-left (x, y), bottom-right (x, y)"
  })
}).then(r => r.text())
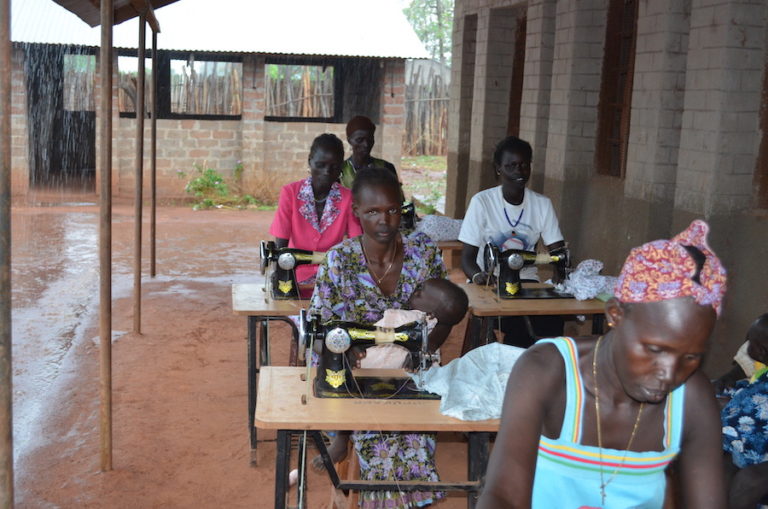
top-left (150, 29), bottom-right (157, 278)
top-left (0, 0), bottom-right (14, 505)
top-left (133, 13), bottom-right (145, 332)
top-left (99, 0), bottom-right (114, 472)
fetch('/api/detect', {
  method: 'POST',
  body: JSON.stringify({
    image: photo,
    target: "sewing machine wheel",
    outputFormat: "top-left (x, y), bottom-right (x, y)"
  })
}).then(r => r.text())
top-left (325, 327), bottom-right (351, 354)
top-left (259, 241), bottom-right (269, 275)
top-left (277, 252), bottom-right (297, 271)
top-left (483, 243), bottom-right (499, 274)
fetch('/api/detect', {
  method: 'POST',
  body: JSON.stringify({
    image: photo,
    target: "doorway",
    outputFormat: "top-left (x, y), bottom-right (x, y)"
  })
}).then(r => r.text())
top-left (24, 44), bottom-right (96, 191)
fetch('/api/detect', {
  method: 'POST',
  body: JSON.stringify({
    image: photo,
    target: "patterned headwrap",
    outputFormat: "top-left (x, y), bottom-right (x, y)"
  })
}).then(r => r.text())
top-left (614, 220), bottom-right (727, 315)
top-left (346, 115), bottom-right (376, 137)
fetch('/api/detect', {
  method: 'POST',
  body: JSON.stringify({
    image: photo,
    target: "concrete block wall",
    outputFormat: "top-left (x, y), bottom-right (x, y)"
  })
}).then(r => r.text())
top-left (675, 0), bottom-right (767, 216)
top-left (624, 0), bottom-right (691, 207)
top-left (240, 55), bottom-right (266, 194)
top-left (447, 0), bottom-right (768, 373)
top-left (11, 48), bottom-right (29, 195)
top-left (519, 0), bottom-right (556, 192)
top-left (446, 12), bottom-right (478, 217)
top-left (13, 50), bottom-right (407, 199)
top-left (542, 0), bottom-right (606, 185)
top-left (114, 119), bottom-right (243, 198)
top-left (467, 7), bottom-right (522, 198)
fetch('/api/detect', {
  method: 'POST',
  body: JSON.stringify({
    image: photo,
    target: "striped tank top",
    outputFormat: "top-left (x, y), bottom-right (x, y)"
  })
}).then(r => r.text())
top-left (532, 337), bottom-right (685, 509)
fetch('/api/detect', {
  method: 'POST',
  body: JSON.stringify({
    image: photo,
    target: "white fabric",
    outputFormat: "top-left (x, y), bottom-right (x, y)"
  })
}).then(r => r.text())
top-left (415, 215), bottom-right (463, 241)
top-left (361, 310), bottom-right (436, 369)
top-left (554, 259), bottom-right (617, 301)
top-left (734, 341), bottom-right (757, 378)
top-left (458, 186), bottom-right (563, 281)
top-left (408, 343), bottom-right (526, 421)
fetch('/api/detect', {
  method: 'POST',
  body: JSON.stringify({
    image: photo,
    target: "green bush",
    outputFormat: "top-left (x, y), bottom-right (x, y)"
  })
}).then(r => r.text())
top-left (177, 162), bottom-right (276, 211)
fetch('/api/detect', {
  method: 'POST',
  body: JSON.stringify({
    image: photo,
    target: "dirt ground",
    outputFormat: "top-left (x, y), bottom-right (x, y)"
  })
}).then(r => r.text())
top-left (10, 190), bottom-right (474, 508)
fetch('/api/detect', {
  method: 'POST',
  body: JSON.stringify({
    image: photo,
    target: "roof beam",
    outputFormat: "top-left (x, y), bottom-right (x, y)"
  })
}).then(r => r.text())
top-left (125, 0), bottom-right (160, 33)
top-left (52, 0), bottom-right (172, 29)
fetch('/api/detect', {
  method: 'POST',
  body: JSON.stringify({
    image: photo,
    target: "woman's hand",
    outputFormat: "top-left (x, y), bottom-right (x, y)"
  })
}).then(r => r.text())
top-left (347, 346), bottom-right (367, 368)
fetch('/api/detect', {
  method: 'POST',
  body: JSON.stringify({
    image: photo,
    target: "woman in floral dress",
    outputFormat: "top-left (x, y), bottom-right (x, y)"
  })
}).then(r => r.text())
top-left (310, 167), bottom-right (447, 508)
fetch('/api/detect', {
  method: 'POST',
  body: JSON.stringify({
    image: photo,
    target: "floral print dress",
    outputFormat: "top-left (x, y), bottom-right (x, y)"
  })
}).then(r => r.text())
top-left (722, 369), bottom-right (768, 468)
top-left (310, 231), bottom-right (447, 509)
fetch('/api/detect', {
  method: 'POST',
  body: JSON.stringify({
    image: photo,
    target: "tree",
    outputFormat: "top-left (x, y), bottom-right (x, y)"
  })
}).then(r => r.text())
top-left (403, 0), bottom-right (454, 65)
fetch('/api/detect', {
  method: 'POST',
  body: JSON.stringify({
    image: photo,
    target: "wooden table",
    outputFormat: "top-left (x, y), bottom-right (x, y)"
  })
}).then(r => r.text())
top-left (256, 367), bottom-right (499, 509)
top-left (232, 283), bottom-right (309, 460)
top-left (459, 282), bottom-right (607, 352)
top-left (437, 240), bottom-right (463, 270)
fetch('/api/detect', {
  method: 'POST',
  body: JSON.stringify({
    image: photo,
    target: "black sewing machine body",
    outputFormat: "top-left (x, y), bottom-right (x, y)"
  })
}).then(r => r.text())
top-left (299, 310), bottom-right (440, 399)
top-left (400, 201), bottom-right (416, 231)
top-left (260, 241), bottom-right (324, 300)
top-left (484, 243), bottom-right (572, 299)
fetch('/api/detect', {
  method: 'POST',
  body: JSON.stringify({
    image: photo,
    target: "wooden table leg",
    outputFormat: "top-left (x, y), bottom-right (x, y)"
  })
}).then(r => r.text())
top-left (467, 432), bottom-right (490, 509)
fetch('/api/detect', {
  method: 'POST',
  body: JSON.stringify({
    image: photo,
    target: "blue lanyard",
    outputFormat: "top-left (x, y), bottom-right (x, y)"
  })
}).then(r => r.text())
top-left (504, 207), bottom-right (524, 228)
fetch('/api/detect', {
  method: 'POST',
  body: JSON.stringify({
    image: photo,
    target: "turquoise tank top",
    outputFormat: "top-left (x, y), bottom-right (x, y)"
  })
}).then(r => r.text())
top-left (532, 337), bottom-right (685, 509)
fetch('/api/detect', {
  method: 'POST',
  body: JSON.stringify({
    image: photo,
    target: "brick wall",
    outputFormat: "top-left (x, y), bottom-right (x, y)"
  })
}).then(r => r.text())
top-left (519, 0), bottom-right (556, 193)
top-left (543, 0), bottom-right (606, 184)
top-left (624, 0), bottom-right (691, 207)
top-left (12, 49), bottom-right (407, 199)
top-left (675, 0), bottom-right (767, 215)
top-left (447, 0), bottom-right (768, 373)
top-left (114, 119), bottom-right (243, 198)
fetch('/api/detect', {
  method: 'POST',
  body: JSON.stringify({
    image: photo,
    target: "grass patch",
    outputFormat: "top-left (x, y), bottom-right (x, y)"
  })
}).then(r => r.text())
top-left (400, 155), bottom-right (447, 214)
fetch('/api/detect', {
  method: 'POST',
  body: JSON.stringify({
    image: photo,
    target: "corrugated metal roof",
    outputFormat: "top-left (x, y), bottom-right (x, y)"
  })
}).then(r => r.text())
top-left (12, 0), bottom-right (429, 59)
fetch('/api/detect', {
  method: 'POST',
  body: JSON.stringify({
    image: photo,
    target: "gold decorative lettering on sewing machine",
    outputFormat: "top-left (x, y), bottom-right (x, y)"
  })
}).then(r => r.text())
top-left (259, 240), bottom-right (326, 300)
top-left (484, 243), bottom-right (573, 299)
top-left (299, 310), bottom-right (440, 400)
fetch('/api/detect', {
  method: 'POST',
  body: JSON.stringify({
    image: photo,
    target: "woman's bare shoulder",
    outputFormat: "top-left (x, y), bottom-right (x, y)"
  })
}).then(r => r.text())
top-left (510, 340), bottom-right (566, 387)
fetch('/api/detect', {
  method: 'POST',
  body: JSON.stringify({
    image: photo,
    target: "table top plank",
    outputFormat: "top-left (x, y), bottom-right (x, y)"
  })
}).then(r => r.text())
top-left (232, 283), bottom-right (309, 316)
top-left (460, 283), bottom-right (606, 317)
top-left (255, 367), bottom-right (500, 432)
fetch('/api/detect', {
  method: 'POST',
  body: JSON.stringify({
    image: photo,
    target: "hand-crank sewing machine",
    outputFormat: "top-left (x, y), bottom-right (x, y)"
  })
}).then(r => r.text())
top-left (260, 241), bottom-right (325, 300)
top-left (298, 310), bottom-right (440, 399)
top-left (484, 243), bottom-right (572, 299)
top-left (400, 201), bottom-right (416, 230)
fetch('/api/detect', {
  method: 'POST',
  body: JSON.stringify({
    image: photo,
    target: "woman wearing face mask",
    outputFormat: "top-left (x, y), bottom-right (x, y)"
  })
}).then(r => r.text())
top-left (477, 220), bottom-right (728, 509)
top-left (269, 133), bottom-right (361, 299)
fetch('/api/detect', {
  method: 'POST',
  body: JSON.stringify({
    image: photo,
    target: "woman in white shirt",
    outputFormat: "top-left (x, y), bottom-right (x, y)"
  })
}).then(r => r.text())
top-left (458, 135), bottom-right (566, 347)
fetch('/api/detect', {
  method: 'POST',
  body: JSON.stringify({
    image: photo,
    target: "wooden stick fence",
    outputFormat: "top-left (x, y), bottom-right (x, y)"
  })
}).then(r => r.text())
top-left (403, 64), bottom-right (448, 156)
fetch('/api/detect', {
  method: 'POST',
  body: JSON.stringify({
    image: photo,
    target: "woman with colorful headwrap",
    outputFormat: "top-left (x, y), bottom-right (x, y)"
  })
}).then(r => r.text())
top-left (340, 115), bottom-right (399, 189)
top-left (477, 220), bottom-right (728, 509)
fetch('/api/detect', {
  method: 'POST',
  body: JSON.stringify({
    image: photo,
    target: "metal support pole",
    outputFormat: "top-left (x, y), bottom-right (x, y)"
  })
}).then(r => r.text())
top-left (133, 13), bottom-right (146, 333)
top-left (99, 0), bottom-right (114, 472)
top-left (0, 0), bottom-right (14, 504)
top-left (150, 29), bottom-right (157, 278)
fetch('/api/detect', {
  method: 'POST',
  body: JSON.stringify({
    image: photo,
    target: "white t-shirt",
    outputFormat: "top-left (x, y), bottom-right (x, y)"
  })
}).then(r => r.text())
top-left (458, 186), bottom-right (564, 281)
